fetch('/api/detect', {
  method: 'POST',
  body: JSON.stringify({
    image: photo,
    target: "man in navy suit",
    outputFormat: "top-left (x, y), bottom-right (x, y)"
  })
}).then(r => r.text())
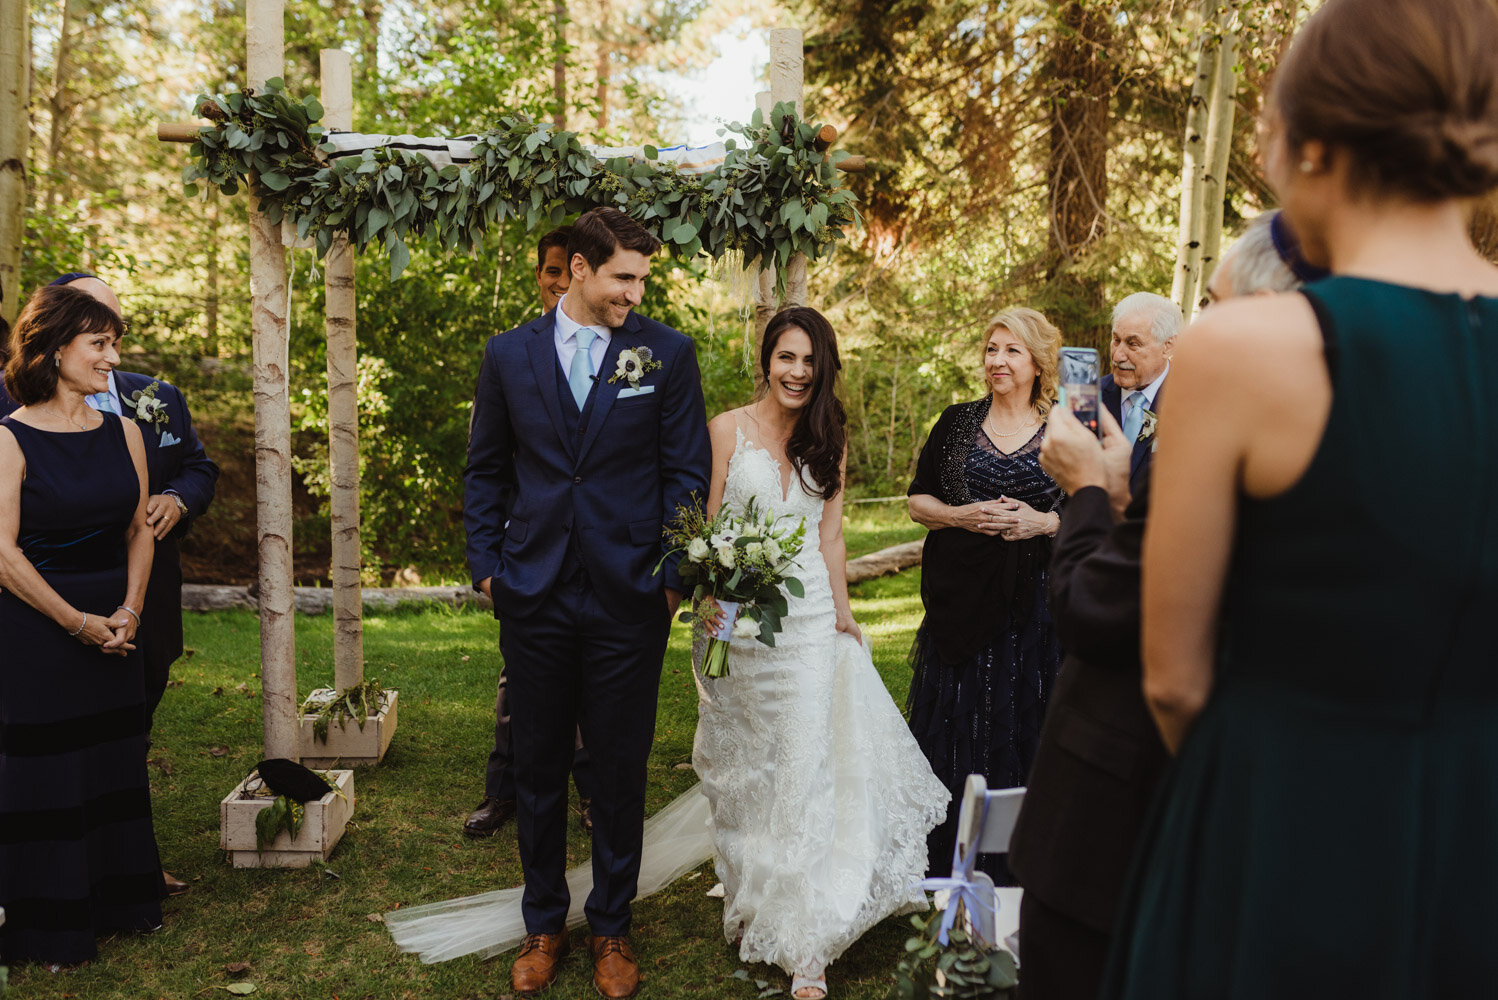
top-left (464, 208), bottom-right (710, 998)
top-left (53, 272), bottom-right (219, 896)
top-left (1098, 292), bottom-right (1182, 496)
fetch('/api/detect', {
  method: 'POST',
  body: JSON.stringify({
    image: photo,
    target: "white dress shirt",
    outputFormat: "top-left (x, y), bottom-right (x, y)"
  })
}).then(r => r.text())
top-left (553, 294), bottom-right (612, 382)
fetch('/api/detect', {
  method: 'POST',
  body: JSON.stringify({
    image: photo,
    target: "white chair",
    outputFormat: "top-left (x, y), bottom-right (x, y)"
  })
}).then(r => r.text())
top-left (945, 774), bottom-right (1025, 952)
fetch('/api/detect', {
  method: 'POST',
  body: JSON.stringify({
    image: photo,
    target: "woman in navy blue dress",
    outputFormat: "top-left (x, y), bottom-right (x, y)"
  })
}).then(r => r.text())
top-left (0, 284), bottom-right (159, 966)
top-left (906, 308), bottom-right (1065, 881)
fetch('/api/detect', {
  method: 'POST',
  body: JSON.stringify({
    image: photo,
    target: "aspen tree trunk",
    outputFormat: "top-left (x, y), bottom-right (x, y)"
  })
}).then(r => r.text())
top-left (247, 0), bottom-right (298, 761)
top-left (0, 0), bottom-right (26, 326)
top-left (45, 0), bottom-right (75, 208)
top-left (594, 0), bottom-right (611, 132)
top-left (1171, 23), bottom-right (1220, 318)
top-left (1195, 22), bottom-right (1241, 311)
top-left (753, 89), bottom-right (777, 377)
top-left (770, 28), bottom-right (807, 308)
top-left (552, 0), bottom-right (568, 130)
top-left (321, 49), bottom-right (364, 694)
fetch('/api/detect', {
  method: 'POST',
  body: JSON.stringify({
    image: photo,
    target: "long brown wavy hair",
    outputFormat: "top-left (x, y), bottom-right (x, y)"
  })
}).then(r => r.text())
top-left (758, 306), bottom-right (846, 500)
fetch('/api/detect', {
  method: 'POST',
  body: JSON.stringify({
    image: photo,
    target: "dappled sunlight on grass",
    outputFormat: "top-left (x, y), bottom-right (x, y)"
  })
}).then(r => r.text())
top-left (10, 567), bottom-right (929, 1000)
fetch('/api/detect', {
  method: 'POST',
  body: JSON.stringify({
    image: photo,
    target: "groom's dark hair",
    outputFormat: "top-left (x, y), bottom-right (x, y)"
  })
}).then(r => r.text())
top-left (569, 207), bottom-right (662, 272)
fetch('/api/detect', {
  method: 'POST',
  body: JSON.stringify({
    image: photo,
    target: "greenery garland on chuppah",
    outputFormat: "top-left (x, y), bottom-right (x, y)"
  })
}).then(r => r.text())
top-left (181, 78), bottom-right (859, 280)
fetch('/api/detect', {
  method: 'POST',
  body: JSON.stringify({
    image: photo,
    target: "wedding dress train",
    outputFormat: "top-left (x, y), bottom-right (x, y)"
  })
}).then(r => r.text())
top-left (692, 429), bottom-right (949, 976)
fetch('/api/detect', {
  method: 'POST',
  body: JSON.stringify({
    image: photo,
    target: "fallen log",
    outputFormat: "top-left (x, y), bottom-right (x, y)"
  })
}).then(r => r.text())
top-left (181, 539), bottom-right (925, 614)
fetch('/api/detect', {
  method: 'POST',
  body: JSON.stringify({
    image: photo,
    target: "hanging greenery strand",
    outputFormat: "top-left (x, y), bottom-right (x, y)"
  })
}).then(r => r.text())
top-left (181, 79), bottom-right (859, 281)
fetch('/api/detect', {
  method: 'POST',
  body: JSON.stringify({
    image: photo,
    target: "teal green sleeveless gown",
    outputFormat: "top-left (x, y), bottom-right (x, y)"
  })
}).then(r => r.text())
top-left (1100, 277), bottom-right (1498, 998)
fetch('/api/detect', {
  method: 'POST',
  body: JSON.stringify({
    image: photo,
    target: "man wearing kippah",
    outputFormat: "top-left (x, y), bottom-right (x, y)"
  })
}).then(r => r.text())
top-left (50, 272), bottom-right (219, 898)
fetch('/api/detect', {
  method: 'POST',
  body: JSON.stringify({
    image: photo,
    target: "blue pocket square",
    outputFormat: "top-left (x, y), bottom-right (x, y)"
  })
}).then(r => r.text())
top-left (618, 385), bottom-right (656, 399)
top-left (159, 431), bottom-right (181, 447)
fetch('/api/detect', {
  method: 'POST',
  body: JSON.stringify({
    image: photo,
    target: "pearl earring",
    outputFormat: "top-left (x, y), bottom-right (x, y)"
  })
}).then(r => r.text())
top-left (1299, 160), bottom-right (1315, 173)
top-left (54, 355), bottom-right (60, 368)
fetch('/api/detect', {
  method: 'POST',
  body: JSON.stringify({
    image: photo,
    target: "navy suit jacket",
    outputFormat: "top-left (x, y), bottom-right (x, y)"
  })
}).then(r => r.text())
top-left (464, 309), bottom-right (711, 620)
top-left (1100, 373), bottom-right (1164, 499)
top-left (115, 371), bottom-right (219, 673)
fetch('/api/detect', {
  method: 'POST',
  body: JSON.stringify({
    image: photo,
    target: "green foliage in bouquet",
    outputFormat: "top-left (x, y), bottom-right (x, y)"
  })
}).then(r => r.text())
top-left (890, 911), bottom-right (1018, 1000)
top-left (180, 79), bottom-right (858, 282)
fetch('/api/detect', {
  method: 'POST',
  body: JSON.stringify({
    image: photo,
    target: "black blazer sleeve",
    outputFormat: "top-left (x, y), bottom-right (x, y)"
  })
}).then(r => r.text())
top-left (463, 334), bottom-right (515, 589)
top-left (1048, 482), bottom-right (1148, 669)
top-left (159, 383), bottom-right (219, 540)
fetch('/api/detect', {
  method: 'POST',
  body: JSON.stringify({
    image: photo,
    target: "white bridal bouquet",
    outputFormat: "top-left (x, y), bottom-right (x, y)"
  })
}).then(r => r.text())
top-left (657, 496), bottom-right (807, 678)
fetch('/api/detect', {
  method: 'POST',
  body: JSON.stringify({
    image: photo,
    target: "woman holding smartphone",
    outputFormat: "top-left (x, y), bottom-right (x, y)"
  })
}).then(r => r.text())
top-left (1103, 0), bottom-right (1498, 995)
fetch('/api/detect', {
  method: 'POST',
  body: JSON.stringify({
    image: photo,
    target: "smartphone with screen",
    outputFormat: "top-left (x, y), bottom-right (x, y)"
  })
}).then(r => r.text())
top-left (1059, 347), bottom-right (1101, 437)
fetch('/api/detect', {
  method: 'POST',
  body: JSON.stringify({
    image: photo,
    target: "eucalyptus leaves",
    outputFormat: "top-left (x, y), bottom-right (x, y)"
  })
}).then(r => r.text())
top-left (182, 79), bottom-right (858, 281)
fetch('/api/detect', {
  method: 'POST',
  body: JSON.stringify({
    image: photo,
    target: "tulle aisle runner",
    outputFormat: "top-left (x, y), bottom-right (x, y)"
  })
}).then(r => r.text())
top-left (384, 784), bottom-right (714, 963)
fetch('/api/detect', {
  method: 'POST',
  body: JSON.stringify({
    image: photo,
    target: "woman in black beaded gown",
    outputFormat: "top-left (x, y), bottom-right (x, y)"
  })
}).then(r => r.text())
top-left (906, 307), bottom-right (1064, 882)
top-left (0, 284), bottom-right (159, 966)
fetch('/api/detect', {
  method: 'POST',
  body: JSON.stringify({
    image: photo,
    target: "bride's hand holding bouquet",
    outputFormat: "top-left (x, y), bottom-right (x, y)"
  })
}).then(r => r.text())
top-left (657, 495), bottom-right (807, 678)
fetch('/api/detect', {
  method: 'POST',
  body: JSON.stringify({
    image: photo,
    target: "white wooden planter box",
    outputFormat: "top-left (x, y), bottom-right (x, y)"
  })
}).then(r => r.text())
top-left (219, 768), bottom-right (355, 869)
top-left (297, 688), bottom-right (399, 767)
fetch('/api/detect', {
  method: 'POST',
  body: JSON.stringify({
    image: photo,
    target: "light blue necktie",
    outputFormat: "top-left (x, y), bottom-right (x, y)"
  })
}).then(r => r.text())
top-left (93, 392), bottom-right (118, 415)
top-left (1122, 390), bottom-right (1147, 444)
top-left (568, 328), bottom-right (597, 410)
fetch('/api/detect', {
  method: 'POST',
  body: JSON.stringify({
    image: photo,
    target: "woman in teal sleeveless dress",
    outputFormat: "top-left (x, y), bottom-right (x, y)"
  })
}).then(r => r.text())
top-left (1102, 1), bottom-right (1498, 996)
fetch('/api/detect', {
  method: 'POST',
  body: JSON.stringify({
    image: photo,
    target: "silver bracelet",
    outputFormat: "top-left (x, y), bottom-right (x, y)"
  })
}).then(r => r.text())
top-left (68, 613), bottom-right (88, 637)
top-left (117, 605), bottom-right (141, 627)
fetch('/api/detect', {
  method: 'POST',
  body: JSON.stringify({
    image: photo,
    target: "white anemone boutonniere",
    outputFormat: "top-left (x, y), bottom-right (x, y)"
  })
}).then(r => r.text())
top-left (123, 381), bottom-right (170, 428)
top-left (608, 346), bottom-right (663, 389)
top-left (1137, 407), bottom-right (1159, 451)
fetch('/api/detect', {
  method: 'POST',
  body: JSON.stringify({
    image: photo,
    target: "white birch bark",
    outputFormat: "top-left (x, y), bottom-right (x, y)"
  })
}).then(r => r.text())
top-left (248, 0), bottom-right (298, 761)
top-left (1196, 20), bottom-right (1241, 308)
top-left (1171, 30), bottom-right (1217, 319)
top-left (0, 1), bottom-right (27, 326)
top-left (321, 48), bottom-right (364, 693)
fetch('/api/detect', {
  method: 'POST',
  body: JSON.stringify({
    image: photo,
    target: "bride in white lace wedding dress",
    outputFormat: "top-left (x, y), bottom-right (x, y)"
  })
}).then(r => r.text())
top-left (694, 308), bottom-right (948, 1000)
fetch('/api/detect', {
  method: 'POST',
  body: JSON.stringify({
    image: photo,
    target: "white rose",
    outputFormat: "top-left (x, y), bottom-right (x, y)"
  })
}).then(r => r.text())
top-left (732, 616), bottom-right (759, 640)
top-left (713, 540), bottom-right (736, 569)
top-left (762, 539), bottom-right (782, 564)
top-left (686, 538), bottom-right (711, 563)
top-left (743, 541), bottom-right (764, 563)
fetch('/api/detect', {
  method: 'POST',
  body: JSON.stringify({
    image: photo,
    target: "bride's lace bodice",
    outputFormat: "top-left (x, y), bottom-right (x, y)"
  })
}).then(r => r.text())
top-left (722, 427), bottom-right (825, 543)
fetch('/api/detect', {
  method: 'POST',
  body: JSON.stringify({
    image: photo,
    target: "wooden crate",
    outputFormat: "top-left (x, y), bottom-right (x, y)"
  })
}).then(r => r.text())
top-left (219, 768), bottom-right (355, 869)
top-left (297, 689), bottom-right (399, 767)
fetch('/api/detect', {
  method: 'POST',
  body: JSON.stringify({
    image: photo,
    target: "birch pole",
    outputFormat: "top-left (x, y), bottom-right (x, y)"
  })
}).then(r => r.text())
top-left (0, 2), bottom-right (27, 326)
top-left (770, 27), bottom-right (807, 308)
top-left (753, 89), bottom-right (777, 380)
top-left (321, 48), bottom-right (364, 693)
top-left (1195, 21), bottom-right (1241, 308)
top-left (248, 0), bottom-right (298, 761)
top-left (1170, 30), bottom-right (1217, 319)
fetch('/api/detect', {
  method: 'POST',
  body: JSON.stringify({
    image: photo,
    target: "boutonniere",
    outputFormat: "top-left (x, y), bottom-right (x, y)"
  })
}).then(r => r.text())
top-left (608, 346), bottom-right (663, 389)
top-left (1137, 407), bottom-right (1159, 450)
top-left (123, 381), bottom-right (170, 428)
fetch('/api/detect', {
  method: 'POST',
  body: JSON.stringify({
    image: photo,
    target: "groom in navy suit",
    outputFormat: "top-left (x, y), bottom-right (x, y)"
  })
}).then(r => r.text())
top-left (1098, 292), bottom-right (1181, 495)
top-left (465, 208), bottom-right (710, 998)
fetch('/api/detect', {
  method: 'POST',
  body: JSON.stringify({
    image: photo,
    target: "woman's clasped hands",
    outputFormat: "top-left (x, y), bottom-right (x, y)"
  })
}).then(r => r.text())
top-left (70, 607), bottom-right (138, 656)
top-left (953, 496), bottom-right (1054, 540)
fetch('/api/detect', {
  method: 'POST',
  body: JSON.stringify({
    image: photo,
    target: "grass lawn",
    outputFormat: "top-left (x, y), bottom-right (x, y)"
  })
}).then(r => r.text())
top-left (7, 547), bottom-right (931, 1000)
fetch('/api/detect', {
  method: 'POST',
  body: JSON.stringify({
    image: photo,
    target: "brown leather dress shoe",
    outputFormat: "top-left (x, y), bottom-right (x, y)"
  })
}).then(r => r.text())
top-left (512, 932), bottom-right (569, 994)
top-left (162, 869), bottom-right (189, 896)
top-left (589, 934), bottom-right (639, 999)
top-left (578, 797), bottom-right (594, 833)
top-left (463, 797), bottom-right (515, 837)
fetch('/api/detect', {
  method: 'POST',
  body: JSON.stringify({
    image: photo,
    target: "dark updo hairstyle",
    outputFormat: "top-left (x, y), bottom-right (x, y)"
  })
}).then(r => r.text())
top-left (759, 306), bottom-right (846, 501)
top-left (1271, 0), bottom-right (1498, 201)
top-left (4, 284), bottom-right (124, 406)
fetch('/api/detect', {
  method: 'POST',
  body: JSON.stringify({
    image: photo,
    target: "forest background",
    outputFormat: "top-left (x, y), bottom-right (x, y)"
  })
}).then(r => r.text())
top-left (6, 0), bottom-right (1315, 585)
